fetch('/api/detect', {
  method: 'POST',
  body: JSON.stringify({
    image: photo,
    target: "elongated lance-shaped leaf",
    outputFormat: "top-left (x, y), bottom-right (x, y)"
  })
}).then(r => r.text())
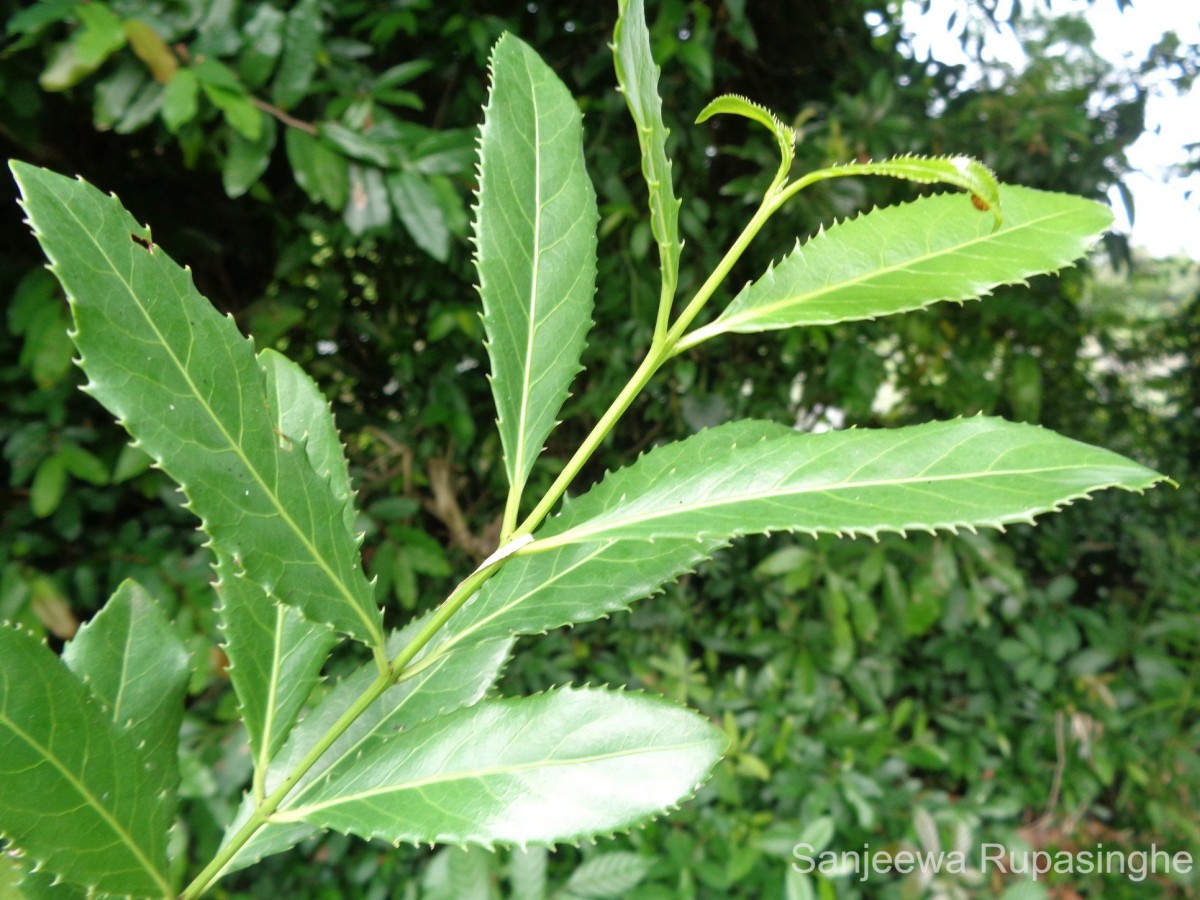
top-left (437, 418), bottom-right (1165, 651)
top-left (12, 162), bottom-right (384, 648)
top-left (696, 94), bottom-right (795, 184)
top-left (61, 580), bottom-right (188, 831)
top-left (614, 0), bottom-right (682, 317)
top-left (218, 348), bottom-right (354, 780)
top-left (218, 618), bottom-right (513, 874)
top-left (270, 686), bottom-right (726, 848)
top-left (682, 185), bottom-right (1106, 349)
top-left (475, 34), bottom-right (599, 528)
top-left (0, 626), bottom-right (174, 897)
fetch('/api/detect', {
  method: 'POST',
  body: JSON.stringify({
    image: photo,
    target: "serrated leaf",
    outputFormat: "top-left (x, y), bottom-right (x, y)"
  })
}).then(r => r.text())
top-left (12, 162), bottom-right (384, 648)
top-left (683, 185), bottom-right (1108, 347)
top-left (61, 580), bottom-right (188, 829)
top-left (220, 617), bottom-right (513, 873)
top-left (0, 626), bottom-right (174, 897)
top-left (439, 418), bottom-right (1164, 651)
top-left (272, 0), bottom-right (323, 109)
top-left (271, 686), bottom-right (725, 848)
top-left (563, 852), bottom-right (652, 898)
top-left (696, 93), bottom-right (794, 182)
top-left (389, 169), bottom-right (450, 261)
top-left (219, 348), bottom-right (352, 784)
top-left (614, 0), bottom-right (681, 314)
top-left (476, 34), bottom-right (598, 527)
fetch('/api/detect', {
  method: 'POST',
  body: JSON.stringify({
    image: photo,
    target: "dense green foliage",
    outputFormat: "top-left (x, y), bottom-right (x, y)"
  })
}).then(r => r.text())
top-left (1, 1), bottom-right (1197, 897)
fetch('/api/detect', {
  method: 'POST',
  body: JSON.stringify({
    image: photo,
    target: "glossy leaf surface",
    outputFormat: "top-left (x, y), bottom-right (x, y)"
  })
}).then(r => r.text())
top-left (476, 34), bottom-right (598, 516)
top-left (441, 418), bottom-right (1165, 649)
top-left (275, 686), bottom-right (726, 848)
top-left (0, 626), bottom-right (173, 897)
top-left (12, 162), bottom-right (384, 648)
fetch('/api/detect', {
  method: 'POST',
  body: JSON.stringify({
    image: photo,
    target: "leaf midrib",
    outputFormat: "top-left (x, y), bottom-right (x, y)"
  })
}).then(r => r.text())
top-left (717, 204), bottom-right (1076, 330)
top-left (545, 462), bottom-right (1139, 546)
top-left (277, 737), bottom-right (711, 819)
top-left (60, 199), bottom-right (380, 647)
top-left (511, 48), bottom-right (545, 491)
top-left (0, 709), bottom-right (170, 896)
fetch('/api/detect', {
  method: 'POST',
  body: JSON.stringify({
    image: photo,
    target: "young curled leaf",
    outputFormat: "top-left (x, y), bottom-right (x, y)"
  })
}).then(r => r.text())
top-left (791, 153), bottom-right (1003, 229)
top-left (696, 94), bottom-right (795, 185)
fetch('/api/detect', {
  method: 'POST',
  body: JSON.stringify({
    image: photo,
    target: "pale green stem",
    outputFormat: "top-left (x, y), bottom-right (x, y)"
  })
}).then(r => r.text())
top-left (500, 483), bottom-right (522, 545)
top-left (509, 190), bottom-right (782, 543)
top-left (179, 667), bottom-right (394, 899)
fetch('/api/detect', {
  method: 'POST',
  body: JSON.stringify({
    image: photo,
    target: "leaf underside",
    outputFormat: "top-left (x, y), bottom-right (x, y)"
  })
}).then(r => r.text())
top-left (278, 686), bottom-right (726, 849)
top-left (441, 417), bottom-right (1165, 651)
top-left (475, 33), bottom-right (599, 508)
top-left (691, 185), bottom-right (1109, 344)
top-left (0, 625), bottom-right (173, 897)
top-left (11, 161), bottom-right (383, 648)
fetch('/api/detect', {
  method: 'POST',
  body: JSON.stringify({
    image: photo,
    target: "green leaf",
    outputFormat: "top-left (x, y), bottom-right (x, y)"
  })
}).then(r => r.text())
top-left (202, 82), bottom-right (263, 141)
top-left (614, 0), bottom-right (682, 315)
top-left (682, 185), bottom-right (1110, 348)
top-left (223, 116), bottom-right (278, 198)
top-left (344, 164), bottom-right (390, 234)
top-left (409, 128), bottom-right (476, 175)
top-left (389, 169), bottom-right (450, 261)
top-left (39, 4), bottom-right (126, 92)
top-left (510, 847), bottom-right (548, 900)
top-left (285, 128), bottom-right (348, 209)
top-left (12, 162), bottom-right (384, 648)
top-left (318, 121), bottom-right (396, 167)
top-left (441, 418), bottom-right (1165, 650)
top-left (475, 34), bottom-right (598, 526)
top-left (61, 580), bottom-right (188, 823)
top-left (696, 94), bottom-right (795, 184)
top-left (221, 619), bottom-right (514, 872)
top-left (270, 686), bottom-right (725, 848)
top-left (162, 68), bottom-right (199, 133)
top-left (272, 0), bottom-right (324, 109)
top-left (238, 5), bottom-right (287, 89)
top-left (0, 625), bottom-right (173, 896)
top-left (30, 454), bottom-right (67, 518)
top-left (9, 269), bottom-right (73, 389)
top-left (219, 349), bottom-right (352, 783)
top-left (563, 852), bottom-right (653, 898)
top-left (57, 442), bottom-right (108, 485)
top-left (216, 556), bottom-right (335, 786)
